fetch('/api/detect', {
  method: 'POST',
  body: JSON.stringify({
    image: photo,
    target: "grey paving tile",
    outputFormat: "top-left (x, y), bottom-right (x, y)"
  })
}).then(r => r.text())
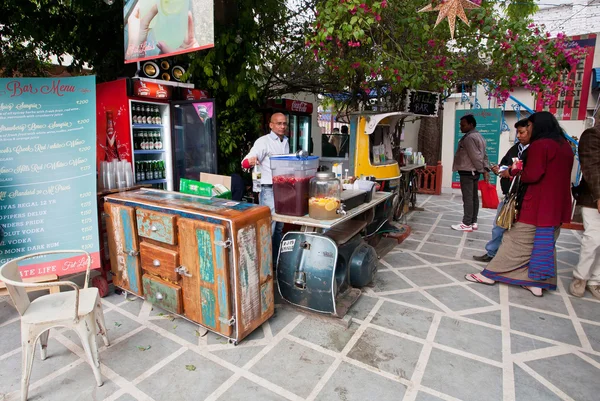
top-left (371, 301), bottom-right (434, 339)
top-left (151, 315), bottom-right (203, 345)
top-left (408, 216), bottom-right (437, 225)
top-left (217, 377), bottom-right (288, 401)
top-left (556, 250), bottom-right (579, 266)
top-left (347, 327), bottom-right (422, 379)
top-left (0, 300), bottom-right (19, 323)
top-left (583, 352), bottom-right (600, 364)
top-left (212, 345), bottom-right (265, 368)
top-left (468, 229), bottom-right (494, 242)
top-left (371, 271), bottom-right (412, 292)
top-left (250, 338), bottom-right (335, 397)
top-left (427, 234), bottom-right (462, 247)
top-left (382, 291), bottom-right (442, 312)
top-left (465, 238), bottom-right (489, 250)
top-left (426, 286), bottom-right (493, 311)
top-left (525, 353), bottom-right (600, 401)
top-left (415, 392), bottom-right (446, 401)
top-left (26, 358), bottom-right (119, 401)
top-left (0, 320), bottom-right (20, 356)
top-left (118, 296), bottom-right (145, 316)
top-left (460, 247), bottom-right (492, 262)
top-left (514, 364), bottom-right (563, 401)
top-left (438, 214), bottom-right (463, 224)
top-left (418, 243), bottom-right (459, 257)
top-left (206, 330), bottom-right (232, 345)
top-left (114, 394), bottom-right (138, 401)
top-left (570, 297), bottom-right (600, 322)
top-left (432, 226), bottom-right (464, 237)
top-left (0, 339), bottom-right (80, 396)
top-left (315, 361), bottom-right (407, 401)
top-left (464, 310), bottom-right (502, 326)
top-left (468, 282), bottom-right (501, 303)
top-left (511, 333), bottom-right (555, 354)
top-left (508, 286), bottom-right (568, 315)
top-left (437, 263), bottom-right (478, 282)
top-left (137, 350), bottom-right (234, 401)
top-left (100, 286), bottom-right (127, 306)
top-left (510, 306), bottom-right (580, 346)
top-left (100, 328), bottom-right (181, 381)
top-left (383, 252), bottom-right (427, 268)
top-left (434, 317), bottom-right (503, 361)
top-left (290, 316), bottom-right (359, 352)
top-left (268, 305), bottom-right (304, 337)
top-left (422, 348), bottom-right (503, 401)
top-left (346, 294), bottom-right (378, 321)
top-left (581, 323), bottom-right (600, 352)
top-left (395, 239), bottom-right (421, 251)
top-left (413, 253), bottom-right (457, 264)
top-left (400, 267), bottom-right (455, 286)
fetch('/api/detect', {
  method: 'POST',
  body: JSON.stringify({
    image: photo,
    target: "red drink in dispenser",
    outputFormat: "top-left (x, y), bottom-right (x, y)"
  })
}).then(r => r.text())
top-left (270, 155), bottom-right (319, 217)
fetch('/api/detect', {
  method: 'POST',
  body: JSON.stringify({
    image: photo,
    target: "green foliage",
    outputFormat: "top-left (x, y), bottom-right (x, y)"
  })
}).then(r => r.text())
top-left (307, 0), bottom-right (586, 109)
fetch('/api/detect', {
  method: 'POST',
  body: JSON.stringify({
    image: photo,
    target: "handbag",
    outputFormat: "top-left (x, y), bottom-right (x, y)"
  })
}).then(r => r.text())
top-left (496, 174), bottom-right (520, 230)
top-left (478, 180), bottom-right (500, 209)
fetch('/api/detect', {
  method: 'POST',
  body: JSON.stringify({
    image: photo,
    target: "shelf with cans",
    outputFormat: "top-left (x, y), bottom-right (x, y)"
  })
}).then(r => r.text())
top-left (130, 101), bottom-right (171, 191)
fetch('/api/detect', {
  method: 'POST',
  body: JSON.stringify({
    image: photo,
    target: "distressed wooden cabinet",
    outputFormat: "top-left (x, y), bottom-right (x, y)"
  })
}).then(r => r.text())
top-left (104, 188), bottom-right (274, 343)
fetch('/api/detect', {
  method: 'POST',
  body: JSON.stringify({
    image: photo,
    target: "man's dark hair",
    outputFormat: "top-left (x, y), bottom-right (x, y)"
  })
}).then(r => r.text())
top-left (514, 119), bottom-right (528, 129)
top-left (341, 125), bottom-right (349, 134)
top-left (460, 114), bottom-right (477, 128)
top-left (528, 111), bottom-right (566, 143)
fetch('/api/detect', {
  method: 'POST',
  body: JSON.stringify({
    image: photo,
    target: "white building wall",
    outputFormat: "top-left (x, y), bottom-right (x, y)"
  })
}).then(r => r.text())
top-left (533, 0), bottom-right (600, 36)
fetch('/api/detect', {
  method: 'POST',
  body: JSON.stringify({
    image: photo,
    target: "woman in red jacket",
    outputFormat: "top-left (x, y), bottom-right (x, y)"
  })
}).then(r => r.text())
top-left (465, 112), bottom-right (574, 297)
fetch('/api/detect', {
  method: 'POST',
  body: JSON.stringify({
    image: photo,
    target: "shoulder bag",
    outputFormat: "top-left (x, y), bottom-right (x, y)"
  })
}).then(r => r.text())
top-left (496, 174), bottom-right (521, 230)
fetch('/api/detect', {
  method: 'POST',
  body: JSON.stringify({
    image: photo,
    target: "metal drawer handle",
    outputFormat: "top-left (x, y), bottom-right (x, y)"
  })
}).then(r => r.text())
top-left (175, 265), bottom-right (192, 277)
top-left (123, 249), bottom-right (139, 256)
top-left (151, 225), bottom-right (158, 232)
top-left (156, 292), bottom-right (164, 300)
top-left (153, 259), bottom-right (161, 267)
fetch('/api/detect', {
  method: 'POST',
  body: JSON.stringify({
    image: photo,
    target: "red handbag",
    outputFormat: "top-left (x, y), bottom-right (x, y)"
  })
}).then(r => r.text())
top-left (478, 181), bottom-right (500, 209)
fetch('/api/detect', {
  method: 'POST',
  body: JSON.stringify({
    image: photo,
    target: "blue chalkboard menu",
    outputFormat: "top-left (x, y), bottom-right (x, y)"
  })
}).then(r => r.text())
top-left (0, 76), bottom-right (100, 278)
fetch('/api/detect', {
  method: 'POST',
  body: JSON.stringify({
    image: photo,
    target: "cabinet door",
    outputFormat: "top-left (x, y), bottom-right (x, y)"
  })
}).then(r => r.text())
top-left (105, 203), bottom-right (143, 296)
top-left (178, 218), bottom-right (233, 337)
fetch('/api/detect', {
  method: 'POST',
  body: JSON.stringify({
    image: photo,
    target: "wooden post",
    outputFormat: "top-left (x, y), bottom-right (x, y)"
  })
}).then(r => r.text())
top-left (435, 161), bottom-right (443, 195)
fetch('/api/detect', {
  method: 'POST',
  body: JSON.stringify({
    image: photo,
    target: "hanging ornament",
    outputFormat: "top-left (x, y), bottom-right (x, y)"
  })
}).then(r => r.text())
top-left (418, 0), bottom-right (481, 39)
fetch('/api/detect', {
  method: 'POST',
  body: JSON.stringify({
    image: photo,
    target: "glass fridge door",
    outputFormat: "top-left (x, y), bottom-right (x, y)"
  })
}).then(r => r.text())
top-left (171, 100), bottom-right (217, 191)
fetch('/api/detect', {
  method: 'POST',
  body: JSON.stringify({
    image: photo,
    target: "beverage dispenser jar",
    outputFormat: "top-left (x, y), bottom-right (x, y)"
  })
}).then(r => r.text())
top-left (309, 172), bottom-right (342, 220)
top-left (270, 155), bottom-right (319, 216)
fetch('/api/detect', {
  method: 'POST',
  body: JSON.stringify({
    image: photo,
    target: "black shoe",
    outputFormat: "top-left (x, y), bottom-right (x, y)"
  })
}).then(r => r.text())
top-left (473, 254), bottom-right (493, 262)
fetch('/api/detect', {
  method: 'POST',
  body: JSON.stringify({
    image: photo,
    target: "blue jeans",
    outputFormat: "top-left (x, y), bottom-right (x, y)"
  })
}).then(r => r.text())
top-left (259, 187), bottom-right (284, 261)
top-left (485, 200), bottom-right (506, 257)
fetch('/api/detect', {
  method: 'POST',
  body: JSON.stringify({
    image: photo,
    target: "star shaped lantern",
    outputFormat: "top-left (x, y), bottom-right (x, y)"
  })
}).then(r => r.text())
top-left (418, 0), bottom-right (481, 39)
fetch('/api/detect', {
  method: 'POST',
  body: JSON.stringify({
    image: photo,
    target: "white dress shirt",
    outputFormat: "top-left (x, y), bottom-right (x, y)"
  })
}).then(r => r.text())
top-left (243, 131), bottom-right (289, 184)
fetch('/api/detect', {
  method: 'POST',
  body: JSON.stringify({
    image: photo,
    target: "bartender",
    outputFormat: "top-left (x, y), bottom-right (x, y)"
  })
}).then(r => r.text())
top-left (242, 112), bottom-right (289, 261)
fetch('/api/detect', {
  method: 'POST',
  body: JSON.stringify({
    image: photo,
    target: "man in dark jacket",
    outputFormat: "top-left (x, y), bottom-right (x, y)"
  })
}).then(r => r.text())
top-left (473, 119), bottom-right (530, 262)
top-left (452, 115), bottom-right (490, 231)
top-left (570, 127), bottom-right (600, 299)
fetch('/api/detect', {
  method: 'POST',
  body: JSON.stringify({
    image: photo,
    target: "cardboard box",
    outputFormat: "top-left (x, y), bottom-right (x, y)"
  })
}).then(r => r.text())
top-left (199, 173), bottom-right (231, 190)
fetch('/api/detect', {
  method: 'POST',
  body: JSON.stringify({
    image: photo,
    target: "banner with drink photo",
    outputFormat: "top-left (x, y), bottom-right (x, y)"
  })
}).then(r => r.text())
top-left (124, 0), bottom-right (215, 64)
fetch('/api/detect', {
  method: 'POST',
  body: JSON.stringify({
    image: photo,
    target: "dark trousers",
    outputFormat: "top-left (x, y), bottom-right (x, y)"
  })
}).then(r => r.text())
top-left (459, 173), bottom-right (480, 226)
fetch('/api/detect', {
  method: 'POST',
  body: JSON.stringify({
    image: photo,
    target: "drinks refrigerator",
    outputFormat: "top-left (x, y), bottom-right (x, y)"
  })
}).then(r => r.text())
top-left (96, 78), bottom-right (173, 191)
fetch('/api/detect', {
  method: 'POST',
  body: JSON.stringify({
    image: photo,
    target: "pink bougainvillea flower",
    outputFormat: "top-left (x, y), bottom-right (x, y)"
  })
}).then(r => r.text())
top-left (351, 62), bottom-right (361, 69)
top-left (427, 39), bottom-right (436, 47)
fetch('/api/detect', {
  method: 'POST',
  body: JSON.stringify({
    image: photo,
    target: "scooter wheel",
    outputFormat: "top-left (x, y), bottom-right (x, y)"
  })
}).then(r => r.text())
top-left (91, 276), bottom-right (110, 298)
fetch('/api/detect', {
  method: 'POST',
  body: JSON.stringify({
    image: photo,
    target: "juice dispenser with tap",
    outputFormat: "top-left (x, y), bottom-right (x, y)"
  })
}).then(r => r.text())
top-left (270, 155), bottom-right (319, 216)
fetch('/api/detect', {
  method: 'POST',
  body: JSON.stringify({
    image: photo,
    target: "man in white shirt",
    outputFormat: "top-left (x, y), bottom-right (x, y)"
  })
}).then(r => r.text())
top-left (242, 112), bottom-right (289, 260)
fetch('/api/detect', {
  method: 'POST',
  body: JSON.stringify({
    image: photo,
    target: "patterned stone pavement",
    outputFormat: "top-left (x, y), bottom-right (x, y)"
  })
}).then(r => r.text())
top-left (1, 193), bottom-right (599, 401)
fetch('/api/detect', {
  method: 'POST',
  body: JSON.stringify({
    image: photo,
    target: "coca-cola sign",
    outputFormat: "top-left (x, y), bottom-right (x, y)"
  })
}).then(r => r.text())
top-left (265, 98), bottom-right (313, 114)
top-left (179, 88), bottom-right (210, 101)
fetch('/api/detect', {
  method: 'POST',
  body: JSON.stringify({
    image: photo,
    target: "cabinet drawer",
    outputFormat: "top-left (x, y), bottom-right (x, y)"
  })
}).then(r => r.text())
top-left (142, 275), bottom-right (182, 314)
top-left (140, 242), bottom-right (179, 282)
top-left (136, 209), bottom-right (177, 245)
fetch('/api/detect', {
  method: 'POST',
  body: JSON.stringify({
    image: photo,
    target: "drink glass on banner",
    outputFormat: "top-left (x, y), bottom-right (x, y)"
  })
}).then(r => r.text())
top-left (153, 0), bottom-right (190, 50)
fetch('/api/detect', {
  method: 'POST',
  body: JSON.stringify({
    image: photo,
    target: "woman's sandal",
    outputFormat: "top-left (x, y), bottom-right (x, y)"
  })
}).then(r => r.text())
top-left (464, 273), bottom-right (495, 286)
top-left (521, 286), bottom-right (543, 297)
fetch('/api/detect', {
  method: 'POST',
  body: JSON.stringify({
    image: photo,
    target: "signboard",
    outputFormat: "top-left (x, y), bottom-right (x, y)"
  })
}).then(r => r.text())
top-left (452, 109), bottom-right (502, 188)
top-left (266, 98), bottom-right (314, 114)
top-left (0, 76), bottom-right (100, 278)
top-left (535, 34), bottom-right (596, 120)
top-left (132, 78), bottom-right (172, 99)
top-left (403, 89), bottom-right (440, 116)
top-left (124, 0), bottom-right (215, 64)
